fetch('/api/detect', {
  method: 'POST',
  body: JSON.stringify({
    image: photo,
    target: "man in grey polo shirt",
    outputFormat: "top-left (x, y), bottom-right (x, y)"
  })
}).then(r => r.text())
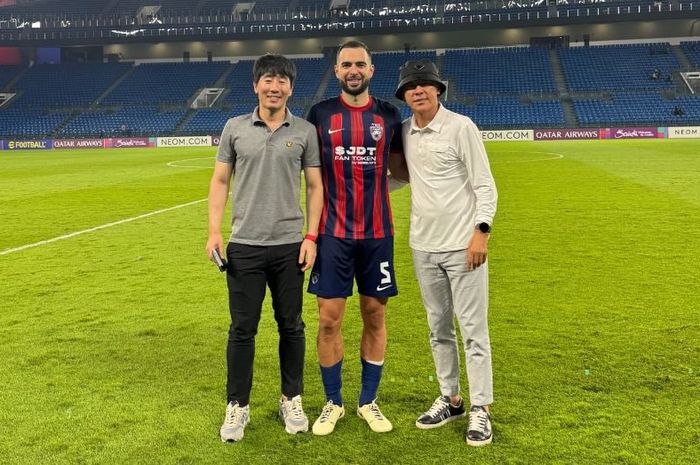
top-left (206, 54), bottom-right (323, 442)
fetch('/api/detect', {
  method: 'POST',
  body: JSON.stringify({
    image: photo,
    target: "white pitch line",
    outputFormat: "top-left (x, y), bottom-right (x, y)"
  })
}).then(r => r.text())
top-left (0, 198), bottom-right (207, 256)
top-left (491, 151), bottom-right (565, 164)
top-left (166, 157), bottom-right (213, 168)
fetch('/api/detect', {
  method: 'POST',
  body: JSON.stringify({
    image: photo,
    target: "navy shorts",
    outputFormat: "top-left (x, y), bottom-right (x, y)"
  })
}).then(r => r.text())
top-left (308, 235), bottom-right (398, 298)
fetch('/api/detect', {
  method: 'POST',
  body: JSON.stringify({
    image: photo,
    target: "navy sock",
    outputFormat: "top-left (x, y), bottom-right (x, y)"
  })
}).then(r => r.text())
top-left (359, 358), bottom-right (384, 406)
top-left (320, 359), bottom-right (343, 406)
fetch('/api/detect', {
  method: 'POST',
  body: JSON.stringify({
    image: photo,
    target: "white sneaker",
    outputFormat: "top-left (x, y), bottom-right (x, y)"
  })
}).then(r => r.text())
top-left (279, 395), bottom-right (309, 434)
top-left (357, 401), bottom-right (393, 433)
top-left (220, 401), bottom-right (250, 442)
top-left (312, 400), bottom-right (345, 436)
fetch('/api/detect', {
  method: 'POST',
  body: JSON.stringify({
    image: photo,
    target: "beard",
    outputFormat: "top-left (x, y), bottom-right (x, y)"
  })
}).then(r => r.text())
top-left (339, 77), bottom-right (370, 96)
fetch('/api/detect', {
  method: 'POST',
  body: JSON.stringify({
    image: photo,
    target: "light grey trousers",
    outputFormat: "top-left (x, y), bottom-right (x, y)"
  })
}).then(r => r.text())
top-left (412, 248), bottom-right (494, 406)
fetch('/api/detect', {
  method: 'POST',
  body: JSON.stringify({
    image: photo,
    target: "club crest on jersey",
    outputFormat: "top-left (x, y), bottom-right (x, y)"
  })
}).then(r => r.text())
top-left (369, 122), bottom-right (383, 142)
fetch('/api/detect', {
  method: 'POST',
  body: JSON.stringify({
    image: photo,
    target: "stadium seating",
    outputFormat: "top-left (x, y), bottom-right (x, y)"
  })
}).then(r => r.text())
top-left (102, 62), bottom-right (229, 105)
top-left (199, 0), bottom-right (291, 15)
top-left (443, 47), bottom-right (557, 95)
top-left (0, 109), bottom-right (69, 138)
top-left (446, 97), bottom-right (566, 129)
top-left (573, 92), bottom-right (700, 126)
top-left (0, 65), bottom-right (23, 89)
top-left (108, 0), bottom-right (209, 16)
top-left (180, 108), bottom-right (237, 135)
top-left (680, 41), bottom-right (700, 67)
top-left (60, 106), bottom-right (187, 137)
top-left (0, 0), bottom-right (688, 28)
top-left (182, 105), bottom-right (307, 135)
top-left (0, 0), bottom-right (110, 16)
top-left (2, 38), bottom-right (698, 139)
top-left (558, 43), bottom-right (680, 91)
top-left (11, 63), bottom-right (132, 107)
top-left (291, 57), bottom-right (331, 99)
top-left (223, 60), bottom-right (256, 104)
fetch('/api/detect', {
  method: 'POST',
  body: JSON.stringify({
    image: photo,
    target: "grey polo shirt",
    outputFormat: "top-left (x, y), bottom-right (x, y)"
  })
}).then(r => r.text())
top-left (216, 107), bottom-right (321, 246)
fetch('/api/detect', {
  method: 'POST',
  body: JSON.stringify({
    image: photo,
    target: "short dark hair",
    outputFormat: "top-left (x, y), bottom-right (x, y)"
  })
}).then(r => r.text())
top-left (338, 40), bottom-right (372, 61)
top-left (253, 53), bottom-right (296, 85)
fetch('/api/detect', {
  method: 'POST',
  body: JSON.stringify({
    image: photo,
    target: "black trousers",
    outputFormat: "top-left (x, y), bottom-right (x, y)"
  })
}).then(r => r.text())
top-left (225, 242), bottom-right (305, 406)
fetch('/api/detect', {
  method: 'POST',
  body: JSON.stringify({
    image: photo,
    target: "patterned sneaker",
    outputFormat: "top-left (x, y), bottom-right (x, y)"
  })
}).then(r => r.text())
top-left (466, 405), bottom-right (492, 446)
top-left (416, 396), bottom-right (466, 429)
top-left (312, 400), bottom-right (345, 436)
top-left (220, 401), bottom-right (250, 442)
top-left (279, 395), bottom-right (309, 434)
top-left (357, 401), bottom-right (393, 433)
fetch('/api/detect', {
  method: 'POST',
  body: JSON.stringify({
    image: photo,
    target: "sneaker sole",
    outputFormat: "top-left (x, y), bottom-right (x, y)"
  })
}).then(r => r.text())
top-left (415, 411), bottom-right (466, 430)
top-left (467, 435), bottom-right (493, 447)
top-left (284, 423), bottom-right (309, 434)
top-left (220, 430), bottom-right (245, 443)
top-left (220, 418), bottom-right (249, 442)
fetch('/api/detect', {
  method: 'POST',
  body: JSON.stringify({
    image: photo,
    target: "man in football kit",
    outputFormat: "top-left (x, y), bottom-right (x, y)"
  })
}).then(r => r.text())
top-left (392, 60), bottom-right (497, 446)
top-left (207, 54), bottom-right (323, 442)
top-left (306, 40), bottom-right (403, 435)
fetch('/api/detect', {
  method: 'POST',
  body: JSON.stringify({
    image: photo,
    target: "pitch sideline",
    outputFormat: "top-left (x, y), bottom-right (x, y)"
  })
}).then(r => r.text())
top-left (0, 198), bottom-right (207, 256)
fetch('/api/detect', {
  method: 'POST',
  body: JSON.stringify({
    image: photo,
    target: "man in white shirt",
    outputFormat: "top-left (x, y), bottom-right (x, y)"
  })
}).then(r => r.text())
top-left (390, 59), bottom-right (497, 446)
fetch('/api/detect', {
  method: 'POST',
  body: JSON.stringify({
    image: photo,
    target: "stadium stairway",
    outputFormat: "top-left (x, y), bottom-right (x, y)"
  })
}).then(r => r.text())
top-left (435, 54), bottom-right (449, 100)
top-left (311, 60), bottom-right (336, 104)
top-left (50, 109), bottom-right (80, 137)
top-left (1, 67), bottom-right (29, 93)
top-left (549, 49), bottom-right (568, 95)
top-left (672, 44), bottom-right (695, 71)
top-left (559, 95), bottom-right (579, 127)
top-left (94, 65), bottom-right (137, 107)
top-left (174, 109), bottom-right (197, 134)
top-left (215, 63), bottom-right (237, 88)
top-left (548, 49), bottom-right (578, 127)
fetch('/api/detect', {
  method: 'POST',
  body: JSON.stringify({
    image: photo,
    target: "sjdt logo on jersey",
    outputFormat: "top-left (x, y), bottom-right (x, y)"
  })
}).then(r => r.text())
top-left (369, 123), bottom-right (383, 142)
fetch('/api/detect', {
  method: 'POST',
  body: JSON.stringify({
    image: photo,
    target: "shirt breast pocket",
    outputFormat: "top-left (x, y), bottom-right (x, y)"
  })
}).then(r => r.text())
top-left (424, 141), bottom-right (456, 172)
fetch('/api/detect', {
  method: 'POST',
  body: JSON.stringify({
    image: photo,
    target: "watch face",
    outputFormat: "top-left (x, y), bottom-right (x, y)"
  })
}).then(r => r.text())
top-left (478, 222), bottom-right (491, 233)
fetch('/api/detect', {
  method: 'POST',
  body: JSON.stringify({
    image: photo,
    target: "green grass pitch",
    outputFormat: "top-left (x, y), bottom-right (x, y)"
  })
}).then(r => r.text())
top-left (0, 140), bottom-right (698, 464)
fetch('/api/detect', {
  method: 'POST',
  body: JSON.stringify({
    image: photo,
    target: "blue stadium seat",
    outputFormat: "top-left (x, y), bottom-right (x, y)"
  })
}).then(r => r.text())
top-left (559, 43), bottom-right (680, 92)
top-left (0, 65), bottom-right (24, 89)
top-left (0, 109), bottom-right (69, 137)
top-left (573, 92), bottom-right (700, 126)
top-left (680, 40), bottom-right (700, 67)
top-left (60, 106), bottom-right (187, 137)
top-left (443, 47), bottom-right (556, 95)
top-left (102, 62), bottom-right (229, 105)
top-left (11, 63), bottom-right (132, 107)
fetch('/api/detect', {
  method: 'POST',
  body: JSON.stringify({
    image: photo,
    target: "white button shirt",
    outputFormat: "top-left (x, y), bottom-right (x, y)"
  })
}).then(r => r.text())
top-left (402, 104), bottom-right (497, 252)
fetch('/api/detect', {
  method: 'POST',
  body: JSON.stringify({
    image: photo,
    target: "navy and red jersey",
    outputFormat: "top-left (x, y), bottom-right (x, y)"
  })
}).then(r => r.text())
top-left (307, 96), bottom-right (403, 240)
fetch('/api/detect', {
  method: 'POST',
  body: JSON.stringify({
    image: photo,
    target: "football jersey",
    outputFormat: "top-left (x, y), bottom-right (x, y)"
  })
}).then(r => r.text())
top-left (307, 95), bottom-right (403, 240)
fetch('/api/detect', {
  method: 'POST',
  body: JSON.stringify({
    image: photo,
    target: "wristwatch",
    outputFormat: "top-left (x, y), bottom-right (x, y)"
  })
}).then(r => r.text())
top-left (475, 222), bottom-right (491, 234)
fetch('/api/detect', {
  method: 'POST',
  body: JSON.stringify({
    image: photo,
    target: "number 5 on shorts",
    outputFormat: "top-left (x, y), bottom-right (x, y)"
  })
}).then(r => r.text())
top-left (376, 261), bottom-right (392, 292)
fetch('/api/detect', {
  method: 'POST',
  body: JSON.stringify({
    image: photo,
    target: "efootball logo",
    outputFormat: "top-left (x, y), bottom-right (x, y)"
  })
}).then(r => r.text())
top-left (369, 123), bottom-right (383, 142)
